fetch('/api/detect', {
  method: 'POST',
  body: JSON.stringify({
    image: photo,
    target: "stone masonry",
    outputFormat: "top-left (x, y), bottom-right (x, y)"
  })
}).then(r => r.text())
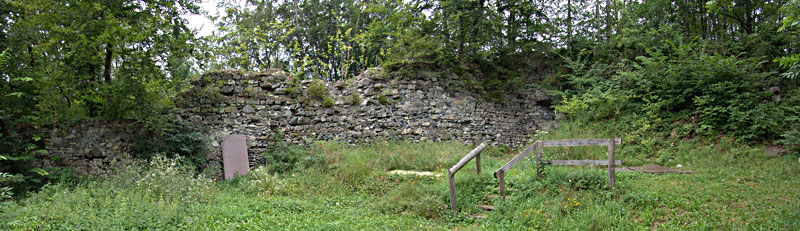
top-left (178, 68), bottom-right (555, 168)
top-left (40, 67), bottom-right (555, 174)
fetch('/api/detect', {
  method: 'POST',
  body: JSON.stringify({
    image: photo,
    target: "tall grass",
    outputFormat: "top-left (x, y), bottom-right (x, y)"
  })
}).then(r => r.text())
top-left (2, 129), bottom-right (798, 230)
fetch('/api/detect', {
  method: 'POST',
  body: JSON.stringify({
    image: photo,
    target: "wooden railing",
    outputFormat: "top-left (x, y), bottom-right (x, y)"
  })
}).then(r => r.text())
top-left (494, 138), bottom-right (621, 200)
top-left (447, 143), bottom-right (487, 211)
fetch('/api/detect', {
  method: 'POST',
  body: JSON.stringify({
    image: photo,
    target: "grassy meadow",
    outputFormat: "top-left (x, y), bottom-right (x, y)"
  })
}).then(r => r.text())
top-left (1, 121), bottom-right (799, 230)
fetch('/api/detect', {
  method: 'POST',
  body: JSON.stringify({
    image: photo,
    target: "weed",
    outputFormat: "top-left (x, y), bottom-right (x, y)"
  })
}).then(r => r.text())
top-left (3, 126), bottom-right (799, 230)
top-left (348, 92), bottom-right (361, 106)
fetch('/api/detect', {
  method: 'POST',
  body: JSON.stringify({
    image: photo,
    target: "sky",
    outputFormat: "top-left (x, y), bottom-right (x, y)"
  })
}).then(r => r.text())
top-left (183, 0), bottom-right (222, 37)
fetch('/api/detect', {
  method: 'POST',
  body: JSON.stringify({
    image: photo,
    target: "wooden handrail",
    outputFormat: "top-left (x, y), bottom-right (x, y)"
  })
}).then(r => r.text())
top-left (539, 138), bottom-right (621, 147)
top-left (448, 143), bottom-right (487, 211)
top-left (494, 138), bottom-right (621, 200)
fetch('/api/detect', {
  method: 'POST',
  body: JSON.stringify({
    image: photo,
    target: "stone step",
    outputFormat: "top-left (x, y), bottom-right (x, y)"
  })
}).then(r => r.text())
top-left (467, 214), bottom-right (487, 219)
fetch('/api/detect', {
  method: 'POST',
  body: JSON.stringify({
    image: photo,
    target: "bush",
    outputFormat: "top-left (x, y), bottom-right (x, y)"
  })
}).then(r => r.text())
top-left (132, 120), bottom-right (210, 170)
top-left (559, 41), bottom-right (792, 143)
top-left (307, 79), bottom-right (328, 101)
top-left (781, 131), bottom-right (800, 155)
top-left (377, 93), bottom-right (389, 105)
top-left (240, 166), bottom-right (284, 196)
top-left (322, 96), bottom-right (335, 108)
top-left (348, 92), bottom-right (361, 106)
top-left (261, 131), bottom-right (326, 174)
top-left (1, 155), bottom-right (216, 230)
top-left (555, 88), bottom-right (628, 121)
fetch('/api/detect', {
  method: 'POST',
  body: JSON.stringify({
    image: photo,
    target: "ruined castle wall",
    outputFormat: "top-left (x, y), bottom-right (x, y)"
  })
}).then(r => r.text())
top-left (40, 68), bottom-right (555, 173)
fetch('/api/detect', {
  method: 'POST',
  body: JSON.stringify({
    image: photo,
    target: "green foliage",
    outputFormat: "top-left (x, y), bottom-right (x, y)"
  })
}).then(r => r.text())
top-left (306, 79), bottom-right (335, 108)
top-left (555, 88), bottom-right (627, 121)
top-left (261, 131), bottom-right (326, 175)
top-left (546, 168), bottom-right (609, 191)
top-left (306, 79), bottom-right (328, 101)
top-left (776, 54), bottom-right (800, 80)
top-left (1, 155), bottom-right (216, 230)
top-left (3, 137), bottom-right (799, 229)
top-left (558, 41), bottom-right (793, 143)
top-left (0, 172), bottom-right (12, 200)
top-left (348, 92), bottom-right (362, 106)
top-left (377, 93), bottom-right (390, 105)
top-left (0, 0), bottom-right (205, 196)
top-left (321, 97), bottom-right (335, 108)
top-left (132, 120), bottom-right (210, 170)
top-left (780, 131), bottom-right (800, 155)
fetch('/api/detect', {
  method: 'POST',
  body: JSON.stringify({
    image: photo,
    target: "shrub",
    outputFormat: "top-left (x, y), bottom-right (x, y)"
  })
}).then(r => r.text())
top-left (240, 166), bottom-right (284, 196)
top-left (555, 88), bottom-right (628, 121)
top-left (1, 155), bottom-right (216, 230)
top-left (781, 131), bottom-right (800, 155)
top-left (377, 93), bottom-right (389, 105)
top-left (132, 120), bottom-right (210, 170)
top-left (348, 92), bottom-right (361, 106)
top-left (261, 131), bottom-right (326, 174)
top-left (322, 96), bottom-right (335, 108)
top-left (307, 79), bottom-right (328, 101)
top-left (0, 172), bottom-right (12, 200)
top-left (559, 41), bottom-right (790, 143)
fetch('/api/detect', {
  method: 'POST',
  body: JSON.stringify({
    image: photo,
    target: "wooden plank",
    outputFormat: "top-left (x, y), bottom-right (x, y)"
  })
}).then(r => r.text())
top-left (540, 138), bottom-right (621, 147)
top-left (498, 171), bottom-right (506, 201)
top-left (536, 141), bottom-right (543, 178)
top-left (476, 204), bottom-right (495, 211)
top-left (447, 143), bottom-right (487, 211)
top-left (449, 143), bottom-right (487, 174)
top-left (476, 153), bottom-right (481, 175)
top-left (547, 160), bottom-right (622, 166)
top-left (448, 171), bottom-right (457, 211)
top-left (496, 142), bottom-right (538, 173)
top-left (608, 138), bottom-right (616, 189)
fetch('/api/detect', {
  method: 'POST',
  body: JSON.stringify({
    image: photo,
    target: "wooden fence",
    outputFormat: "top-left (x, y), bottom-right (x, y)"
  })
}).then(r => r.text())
top-left (447, 143), bottom-right (487, 211)
top-left (493, 138), bottom-right (621, 200)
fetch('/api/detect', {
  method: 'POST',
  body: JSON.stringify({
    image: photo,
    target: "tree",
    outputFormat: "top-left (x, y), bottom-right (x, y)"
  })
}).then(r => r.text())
top-left (0, 0), bottom-right (204, 196)
top-left (3, 0), bottom-right (201, 123)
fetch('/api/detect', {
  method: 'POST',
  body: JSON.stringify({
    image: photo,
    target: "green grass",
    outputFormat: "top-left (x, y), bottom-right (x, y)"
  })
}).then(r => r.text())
top-left (2, 121), bottom-right (799, 230)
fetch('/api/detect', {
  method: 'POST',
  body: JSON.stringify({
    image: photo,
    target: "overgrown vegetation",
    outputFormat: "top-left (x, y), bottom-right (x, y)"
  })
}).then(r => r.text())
top-left (132, 120), bottom-right (210, 170)
top-left (260, 131), bottom-right (326, 174)
top-left (0, 0), bottom-right (203, 197)
top-left (2, 0), bottom-right (800, 226)
top-left (3, 123), bottom-right (799, 229)
top-left (348, 92), bottom-right (361, 106)
top-left (555, 42), bottom-right (799, 150)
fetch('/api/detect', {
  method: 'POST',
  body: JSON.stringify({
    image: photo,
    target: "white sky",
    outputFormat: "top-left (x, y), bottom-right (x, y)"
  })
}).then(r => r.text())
top-left (183, 0), bottom-right (222, 37)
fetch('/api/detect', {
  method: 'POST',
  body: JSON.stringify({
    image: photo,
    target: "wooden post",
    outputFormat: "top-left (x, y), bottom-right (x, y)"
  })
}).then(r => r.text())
top-left (476, 153), bottom-right (481, 175)
top-left (448, 171), bottom-right (457, 211)
top-left (498, 171), bottom-right (506, 201)
top-left (536, 141), bottom-right (544, 179)
top-left (446, 143), bottom-right (486, 211)
top-left (608, 138), bottom-right (615, 189)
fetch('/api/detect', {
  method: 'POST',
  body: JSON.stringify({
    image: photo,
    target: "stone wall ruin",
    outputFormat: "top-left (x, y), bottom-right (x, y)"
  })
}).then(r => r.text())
top-left (40, 68), bottom-right (555, 173)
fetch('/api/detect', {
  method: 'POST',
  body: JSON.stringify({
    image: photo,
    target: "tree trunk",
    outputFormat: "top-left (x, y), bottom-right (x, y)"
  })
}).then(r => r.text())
top-left (567, 0), bottom-right (572, 52)
top-left (605, 0), bottom-right (612, 41)
top-left (596, 0), bottom-right (601, 44)
top-left (104, 42), bottom-right (113, 85)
